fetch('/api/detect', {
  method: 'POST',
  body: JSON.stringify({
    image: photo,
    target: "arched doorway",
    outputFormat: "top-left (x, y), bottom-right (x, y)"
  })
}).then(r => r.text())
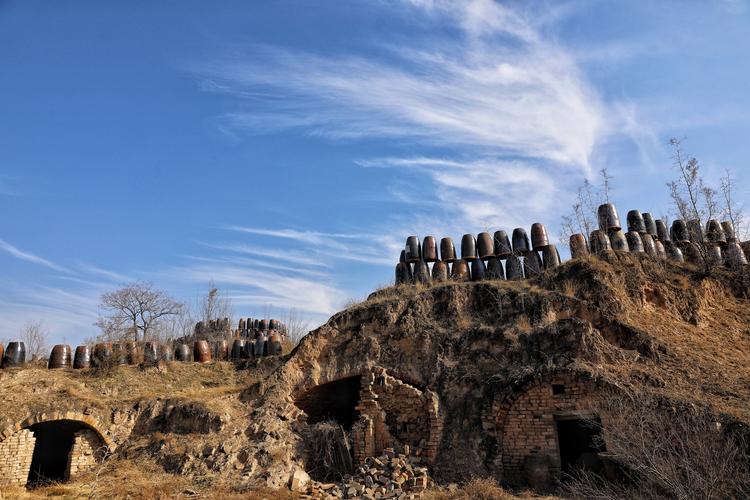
top-left (26, 419), bottom-right (106, 487)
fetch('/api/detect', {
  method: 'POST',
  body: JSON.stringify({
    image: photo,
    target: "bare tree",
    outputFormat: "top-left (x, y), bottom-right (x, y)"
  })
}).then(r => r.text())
top-left (20, 320), bottom-right (49, 359)
top-left (564, 391), bottom-right (750, 500)
top-left (560, 169), bottom-right (613, 243)
top-left (720, 168), bottom-right (746, 240)
top-left (95, 282), bottom-right (183, 342)
top-left (197, 280), bottom-right (233, 325)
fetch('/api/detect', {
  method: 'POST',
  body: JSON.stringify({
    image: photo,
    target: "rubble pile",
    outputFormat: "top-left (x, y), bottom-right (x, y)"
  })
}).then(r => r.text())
top-left (302, 448), bottom-right (432, 499)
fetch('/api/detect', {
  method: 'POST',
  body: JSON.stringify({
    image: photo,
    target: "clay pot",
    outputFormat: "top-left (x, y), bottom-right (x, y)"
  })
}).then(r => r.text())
top-left (665, 242), bottom-right (684, 262)
top-left (440, 237), bottom-right (457, 262)
top-left (395, 262), bottom-right (412, 285)
top-left (431, 261), bottom-right (449, 282)
top-left (174, 343), bottom-right (191, 362)
top-left (627, 210), bottom-right (647, 233)
top-left (505, 254), bottom-right (524, 280)
top-left (461, 234), bottom-right (477, 261)
top-left (493, 230), bottom-right (512, 258)
top-left (725, 242), bottom-right (748, 269)
top-left (609, 230), bottom-right (629, 252)
top-left (476, 232), bottom-right (494, 260)
top-left (530, 223), bottom-right (549, 251)
top-left (654, 240), bottom-right (667, 260)
top-left (259, 319), bottom-right (269, 331)
top-left (625, 231), bottom-right (644, 253)
top-left (73, 346), bottom-right (90, 369)
top-left (92, 343), bottom-right (112, 367)
top-left (641, 234), bottom-right (657, 257)
top-left (687, 219), bottom-right (704, 243)
top-left (238, 318), bottom-right (246, 331)
top-left (158, 343), bottom-right (174, 362)
top-left (48, 344), bottom-right (72, 369)
top-left (486, 257), bottom-right (505, 280)
top-left (569, 234), bottom-right (589, 259)
top-left (597, 203), bottom-right (621, 232)
top-left (512, 228), bottom-right (530, 255)
top-left (2, 342), bottom-right (25, 368)
top-left (642, 213), bottom-right (658, 237)
top-left (230, 340), bottom-right (244, 360)
top-left (143, 342), bottom-right (159, 366)
top-left (671, 219), bottom-right (690, 243)
top-left (213, 340), bottom-right (229, 361)
top-left (589, 230), bottom-right (611, 255)
top-left (655, 219), bottom-right (671, 242)
top-left (111, 343), bottom-right (127, 365)
top-left (267, 333), bottom-right (283, 356)
top-left (683, 242), bottom-right (703, 265)
top-left (254, 334), bottom-right (267, 357)
top-left (706, 245), bottom-right (723, 267)
top-left (450, 260), bottom-right (470, 281)
top-left (125, 341), bottom-right (140, 364)
top-left (413, 260), bottom-right (431, 284)
top-left (0, 343), bottom-right (3, 367)
top-left (705, 220), bottom-right (726, 246)
top-left (405, 236), bottom-right (421, 263)
top-left (542, 244), bottom-right (560, 269)
top-left (193, 340), bottom-right (212, 363)
top-left (722, 221), bottom-right (737, 243)
top-left (243, 341), bottom-right (255, 359)
top-left (269, 319), bottom-right (279, 330)
top-left (422, 236), bottom-right (438, 262)
top-left (523, 252), bottom-right (543, 278)
top-left (470, 259), bottom-right (486, 281)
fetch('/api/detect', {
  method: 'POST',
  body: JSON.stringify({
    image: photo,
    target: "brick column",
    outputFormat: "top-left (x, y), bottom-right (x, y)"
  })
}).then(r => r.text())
top-left (65, 429), bottom-right (100, 480)
top-left (0, 429), bottom-right (36, 486)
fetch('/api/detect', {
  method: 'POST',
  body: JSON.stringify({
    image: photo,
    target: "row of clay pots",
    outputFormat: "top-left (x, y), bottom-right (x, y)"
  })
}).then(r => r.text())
top-left (402, 223), bottom-right (556, 265)
top-left (237, 318), bottom-right (287, 334)
top-left (396, 244), bottom-right (561, 285)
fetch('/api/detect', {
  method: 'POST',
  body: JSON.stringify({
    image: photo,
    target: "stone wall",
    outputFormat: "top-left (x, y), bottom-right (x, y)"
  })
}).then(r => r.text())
top-left (0, 429), bottom-right (35, 486)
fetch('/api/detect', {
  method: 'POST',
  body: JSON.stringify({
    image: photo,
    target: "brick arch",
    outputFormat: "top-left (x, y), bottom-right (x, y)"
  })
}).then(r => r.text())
top-left (482, 372), bottom-right (603, 485)
top-left (0, 410), bottom-right (115, 451)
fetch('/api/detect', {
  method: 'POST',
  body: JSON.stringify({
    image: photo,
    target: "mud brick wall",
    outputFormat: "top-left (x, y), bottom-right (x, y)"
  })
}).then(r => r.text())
top-left (0, 429), bottom-right (35, 486)
top-left (496, 375), bottom-right (599, 483)
top-left (66, 429), bottom-right (101, 480)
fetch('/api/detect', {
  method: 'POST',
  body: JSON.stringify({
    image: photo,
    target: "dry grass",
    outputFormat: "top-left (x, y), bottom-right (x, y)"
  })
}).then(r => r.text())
top-left (1, 457), bottom-right (300, 500)
top-left (423, 478), bottom-right (561, 500)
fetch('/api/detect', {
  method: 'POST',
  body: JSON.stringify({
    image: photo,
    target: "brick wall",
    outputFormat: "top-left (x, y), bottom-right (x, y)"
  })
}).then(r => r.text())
top-left (491, 374), bottom-right (600, 486)
top-left (0, 429), bottom-right (35, 486)
top-left (351, 368), bottom-right (443, 465)
top-left (66, 429), bottom-right (101, 480)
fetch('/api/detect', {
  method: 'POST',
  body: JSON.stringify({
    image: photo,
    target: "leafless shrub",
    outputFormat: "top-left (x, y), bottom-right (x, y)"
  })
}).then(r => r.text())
top-left (283, 307), bottom-right (312, 345)
top-left (198, 279), bottom-right (233, 326)
top-left (560, 169), bottom-right (613, 244)
top-left (564, 391), bottom-right (750, 500)
top-left (20, 320), bottom-right (49, 359)
top-left (720, 168), bottom-right (746, 240)
top-left (306, 421), bottom-right (353, 482)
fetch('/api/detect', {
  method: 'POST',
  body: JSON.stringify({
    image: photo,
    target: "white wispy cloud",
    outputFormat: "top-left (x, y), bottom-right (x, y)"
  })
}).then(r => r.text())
top-left (0, 238), bottom-right (70, 273)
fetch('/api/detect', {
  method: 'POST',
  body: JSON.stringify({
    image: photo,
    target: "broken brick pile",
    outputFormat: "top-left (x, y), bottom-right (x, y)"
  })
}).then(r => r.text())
top-left (302, 447), bottom-right (432, 499)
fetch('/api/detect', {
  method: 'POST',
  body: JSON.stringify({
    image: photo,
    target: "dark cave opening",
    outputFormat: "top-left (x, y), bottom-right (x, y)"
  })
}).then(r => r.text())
top-left (556, 417), bottom-right (606, 477)
top-left (295, 376), bottom-right (362, 429)
top-left (26, 420), bottom-right (101, 487)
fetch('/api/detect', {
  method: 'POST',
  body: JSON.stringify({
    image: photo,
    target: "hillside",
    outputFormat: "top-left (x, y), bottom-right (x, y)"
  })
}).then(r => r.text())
top-left (1, 253), bottom-right (750, 498)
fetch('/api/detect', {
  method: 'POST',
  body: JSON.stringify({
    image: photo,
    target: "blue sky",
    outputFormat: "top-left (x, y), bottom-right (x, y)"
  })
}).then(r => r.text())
top-left (1, 0), bottom-right (749, 345)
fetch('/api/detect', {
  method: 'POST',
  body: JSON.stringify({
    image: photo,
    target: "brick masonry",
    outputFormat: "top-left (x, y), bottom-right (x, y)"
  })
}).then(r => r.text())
top-left (66, 429), bottom-right (102, 480)
top-left (351, 367), bottom-right (443, 466)
top-left (483, 373), bottom-right (603, 486)
top-left (0, 429), bottom-right (35, 486)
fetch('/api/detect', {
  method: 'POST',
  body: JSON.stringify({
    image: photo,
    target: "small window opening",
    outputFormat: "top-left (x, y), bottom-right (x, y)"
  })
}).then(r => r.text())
top-left (552, 384), bottom-right (565, 395)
